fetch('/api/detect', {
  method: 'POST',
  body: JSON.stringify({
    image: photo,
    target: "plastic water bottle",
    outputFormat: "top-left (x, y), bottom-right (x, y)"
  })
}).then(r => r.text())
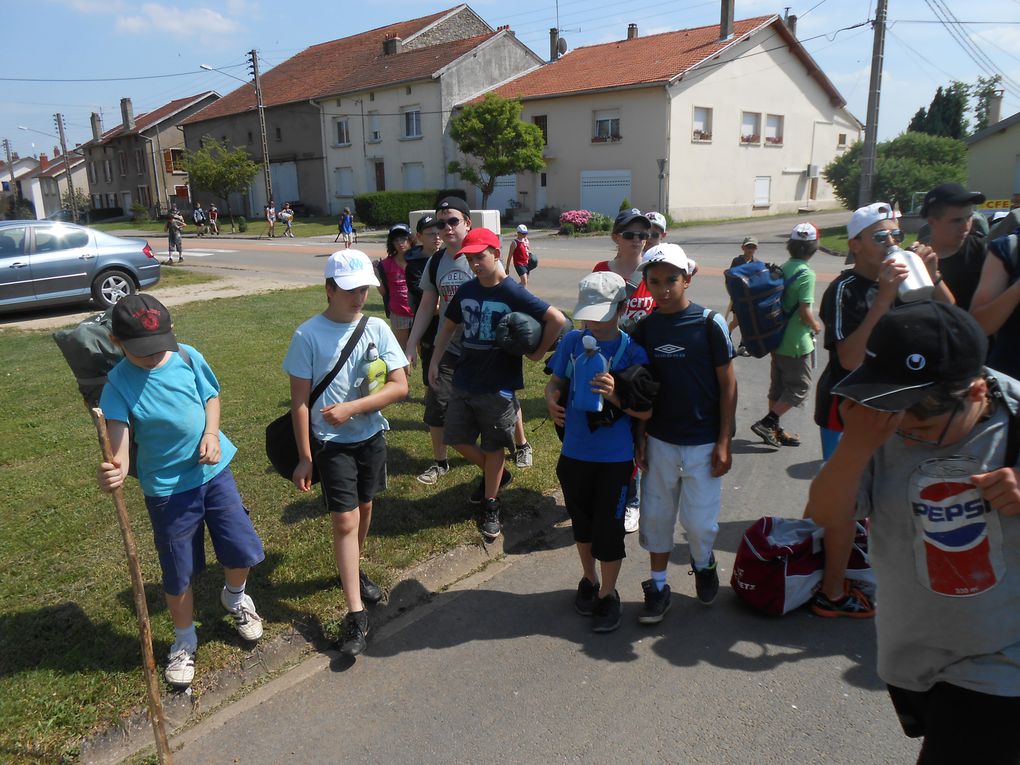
top-left (571, 334), bottom-right (608, 412)
top-left (359, 343), bottom-right (388, 397)
top-left (885, 245), bottom-right (934, 302)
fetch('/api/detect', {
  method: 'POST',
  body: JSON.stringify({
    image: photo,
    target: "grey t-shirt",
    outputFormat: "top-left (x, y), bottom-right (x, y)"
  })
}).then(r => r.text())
top-left (418, 247), bottom-right (473, 356)
top-left (857, 371), bottom-right (1020, 695)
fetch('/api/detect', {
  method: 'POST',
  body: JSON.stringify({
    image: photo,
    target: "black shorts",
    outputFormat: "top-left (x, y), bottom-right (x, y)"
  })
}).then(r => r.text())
top-left (423, 351), bottom-right (457, 427)
top-left (313, 431), bottom-right (387, 513)
top-left (556, 455), bottom-right (632, 562)
top-left (513, 263), bottom-right (529, 277)
top-left (887, 682), bottom-right (1020, 764)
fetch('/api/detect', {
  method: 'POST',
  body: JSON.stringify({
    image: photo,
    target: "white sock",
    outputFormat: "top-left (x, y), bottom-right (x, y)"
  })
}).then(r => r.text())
top-left (651, 569), bottom-right (668, 591)
top-left (223, 581), bottom-right (246, 610)
top-left (173, 624), bottom-right (197, 652)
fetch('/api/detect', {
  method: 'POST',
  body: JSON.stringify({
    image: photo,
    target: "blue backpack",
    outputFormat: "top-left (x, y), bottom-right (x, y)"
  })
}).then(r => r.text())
top-left (724, 261), bottom-right (804, 358)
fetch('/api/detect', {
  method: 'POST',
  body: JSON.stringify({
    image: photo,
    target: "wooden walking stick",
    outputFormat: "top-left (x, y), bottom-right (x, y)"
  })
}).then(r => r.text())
top-left (89, 407), bottom-right (173, 765)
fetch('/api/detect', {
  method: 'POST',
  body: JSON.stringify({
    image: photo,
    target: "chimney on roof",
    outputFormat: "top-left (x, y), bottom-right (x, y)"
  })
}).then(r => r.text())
top-left (785, 11), bottom-right (798, 37)
top-left (988, 89), bottom-right (1004, 126)
top-left (39, 153), bottom-right (49, 171)
top-left (11, 152), bottom-right (19, 161)
top-left (720, 0), bottom-right (734, 40)
top-left (120, 98), bottom-right (135, 131)
top-left (383, 35), bottom-right (402, 55)
top-left (627, 23), bottom-right (639, 40)
top-left (550, 27), bottom-right (560, 62)
top-left (90, 112), bottom-right (104, 142)
top-left (53, 145), bottom-right (60, 158)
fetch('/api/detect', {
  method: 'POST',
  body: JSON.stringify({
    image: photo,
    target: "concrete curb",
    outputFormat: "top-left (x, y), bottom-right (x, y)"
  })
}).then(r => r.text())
top-left (79, 489), bottom-right (568, 765)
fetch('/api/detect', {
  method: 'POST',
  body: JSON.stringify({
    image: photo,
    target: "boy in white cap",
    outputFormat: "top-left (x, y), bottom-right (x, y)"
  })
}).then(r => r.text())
top-left (750, 223), bottom-right (823, 448)
top-left (505, 224), bottom-right (533, 287)
top-left (283, 249), bottom-right (409, 657)
top-left (631, 243), bottom-right (737, 623)
top-left (545, 272), bottom-right (651, 632)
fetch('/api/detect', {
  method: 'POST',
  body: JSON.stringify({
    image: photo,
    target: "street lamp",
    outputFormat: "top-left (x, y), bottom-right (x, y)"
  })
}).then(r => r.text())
top-left (19, 123), bottom-right (81, 222)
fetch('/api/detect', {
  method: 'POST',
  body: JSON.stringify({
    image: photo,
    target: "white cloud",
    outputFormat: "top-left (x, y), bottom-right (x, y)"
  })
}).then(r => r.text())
top-left (116, 3), bottom-right (242, 37)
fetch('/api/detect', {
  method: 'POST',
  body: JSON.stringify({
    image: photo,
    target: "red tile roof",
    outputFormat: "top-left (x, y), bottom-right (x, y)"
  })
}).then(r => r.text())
top-left (490, 16), bottom-right (815, 101)
top-left (95, 92), bottom-right (218, 145)
top-left (185, 8), bottom-right (495, 125)
top-left (24, 155), bottom-right (85, 179)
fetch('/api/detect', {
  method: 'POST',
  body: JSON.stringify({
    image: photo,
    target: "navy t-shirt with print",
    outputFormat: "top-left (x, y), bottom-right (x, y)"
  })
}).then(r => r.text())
top-left (445, 277), bottom-right (550, 393)
top-left (630, 303), bottom-right (735, 446)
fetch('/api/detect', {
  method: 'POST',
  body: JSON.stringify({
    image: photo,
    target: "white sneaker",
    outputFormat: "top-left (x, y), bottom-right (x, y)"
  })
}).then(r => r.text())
top-left (416, 462), bottom-right (450, 485)
top-left (514, 442), bottom-right (534, 469)
top-left (220, 588), bottom-right (264, 642)
top-left (165, 644), bottom-right (196, 687)
top-left (623, 504), bottom-right (640, 534)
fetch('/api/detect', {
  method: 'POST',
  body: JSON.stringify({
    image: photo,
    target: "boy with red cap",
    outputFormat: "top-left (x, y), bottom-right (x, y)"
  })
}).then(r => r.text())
top-left (430, 227), bottom-right (565, 540)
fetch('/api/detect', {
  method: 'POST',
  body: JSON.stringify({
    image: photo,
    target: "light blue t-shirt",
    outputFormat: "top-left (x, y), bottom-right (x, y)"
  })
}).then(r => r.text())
top-left (100, 344), bottom-right (236, 498)
top-left (548, 329), bottom-right (648, 462)
top-left (282, 314), bottom-right (408, 444)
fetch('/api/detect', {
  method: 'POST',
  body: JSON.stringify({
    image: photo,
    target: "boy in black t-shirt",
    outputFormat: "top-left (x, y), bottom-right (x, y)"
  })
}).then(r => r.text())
top-left (630, 244), bottom-right (737, 623)
top-left (430, 227), bottom-right (565, 541)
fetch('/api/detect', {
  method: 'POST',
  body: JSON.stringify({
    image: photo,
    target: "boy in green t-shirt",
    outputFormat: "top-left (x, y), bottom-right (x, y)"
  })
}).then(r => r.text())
top-left (750, 223), bottom-right (823, 447)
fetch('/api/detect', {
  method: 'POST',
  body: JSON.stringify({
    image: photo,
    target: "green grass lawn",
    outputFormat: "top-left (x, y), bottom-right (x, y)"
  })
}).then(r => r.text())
top-left (148, 267), bottom-right (221, 291)
top-left (0, 289), bottom-right (563, 762)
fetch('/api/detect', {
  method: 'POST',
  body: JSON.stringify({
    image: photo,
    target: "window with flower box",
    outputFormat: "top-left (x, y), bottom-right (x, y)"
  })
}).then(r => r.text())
top-left (592, 109), bottom-right (621, 143)
top-left (692, 107), bottom-right (713, 141)
top-left (765, 114), bottom-right (784, 145)
top-left (740, 111), bottom-right (761, 144)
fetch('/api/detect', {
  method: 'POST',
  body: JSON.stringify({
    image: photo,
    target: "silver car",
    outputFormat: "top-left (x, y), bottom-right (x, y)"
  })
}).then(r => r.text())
top-left (0, 221), bottom-right (160, 314)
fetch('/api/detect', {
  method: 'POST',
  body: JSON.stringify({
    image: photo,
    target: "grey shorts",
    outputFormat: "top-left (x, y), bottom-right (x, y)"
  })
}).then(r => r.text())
top-left (768, 352), bottom-right (813, 408)
top-left (423, 351), bottom-right (457, 427)
top-left (443, 387), bottom-right (519, 452)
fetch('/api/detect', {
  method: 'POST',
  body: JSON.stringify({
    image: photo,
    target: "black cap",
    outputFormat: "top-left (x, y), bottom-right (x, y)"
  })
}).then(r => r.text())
top-left (435, 196), bottom-right (471, 217)
top-left (920, 183), bottom-right (986, 217)
top-left (416, 214), bottom-right (438, 232)
top-left (111, 294), bottom-right (178, 356)
top-left (613, 207), bottom-right (650, 232)
top-left (832, 301), bottom-right (987, 411)
top-left (389, 223), bottom-right (411, 236)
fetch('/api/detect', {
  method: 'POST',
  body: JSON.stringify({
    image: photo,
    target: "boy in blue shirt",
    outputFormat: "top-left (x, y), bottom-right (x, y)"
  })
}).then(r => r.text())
top-left (545, 272), bottom-right (651, 632)
top-left (631, 244), bottom-right (737, 623)
top-left (96, 294), bottom-right (265, 689)
top-left (430, 227), bottom-right (566, 541)
top-left (284, 249), bottom-right (409, 657)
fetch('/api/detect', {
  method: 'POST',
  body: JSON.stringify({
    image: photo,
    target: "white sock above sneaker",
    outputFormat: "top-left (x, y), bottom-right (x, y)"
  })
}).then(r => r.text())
top-left (651, 569), bottom-right (668, 591)
top-left (173, 624), bottom-right (198, 653)
top-left (223, 582), bottom-right (246, 611)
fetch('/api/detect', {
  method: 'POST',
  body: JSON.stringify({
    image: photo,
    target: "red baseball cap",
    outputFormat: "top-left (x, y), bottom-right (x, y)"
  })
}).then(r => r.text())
top-left (457, 228), bottom-right (501, 255)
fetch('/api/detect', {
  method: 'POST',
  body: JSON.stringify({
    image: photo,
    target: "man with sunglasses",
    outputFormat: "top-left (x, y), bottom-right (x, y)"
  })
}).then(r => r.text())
top-left (805, 301), bottom-right (1020, 763)
top-left (812, 202), bottom-right (953, 618)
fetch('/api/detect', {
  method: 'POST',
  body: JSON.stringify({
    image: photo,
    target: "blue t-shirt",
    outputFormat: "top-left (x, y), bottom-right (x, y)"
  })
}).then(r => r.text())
top-left (100, 344), bottom-right (236, 498)
top-left (548, 329), bottom-right (649, 462)
top-left (282, 314), bottom-right (408, 444)
top-left (630, 304), bottom-right (735, 445)
top-left (444, 277), bottom-right (550, 392)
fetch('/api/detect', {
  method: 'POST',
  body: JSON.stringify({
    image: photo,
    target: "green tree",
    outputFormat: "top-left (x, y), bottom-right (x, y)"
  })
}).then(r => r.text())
top-left (60, 187), bottom-right (90, 220)
top-left (180, 137), bottom-right (259, 229)
top-left (823, 132), bottom-right (967, 210)
top-left (447, 94), bottom-right (545, 208)
top-left (971, 75), bottom-right (1003, 132)
top-left (906, 82), bottom-right (969, 139)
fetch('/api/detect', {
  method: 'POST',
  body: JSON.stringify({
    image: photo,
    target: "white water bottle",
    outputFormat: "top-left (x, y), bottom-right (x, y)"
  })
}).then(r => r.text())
top-left (885, 245), bottom-right (934, 302)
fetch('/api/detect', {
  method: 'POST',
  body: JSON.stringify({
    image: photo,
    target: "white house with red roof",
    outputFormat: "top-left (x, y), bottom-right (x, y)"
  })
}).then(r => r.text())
top-left (21, 150), bottom-right (88, 219)
top-left (476, 11), bottom-right (861, 221)
top-left (182, 5), bottom-right (543, 217)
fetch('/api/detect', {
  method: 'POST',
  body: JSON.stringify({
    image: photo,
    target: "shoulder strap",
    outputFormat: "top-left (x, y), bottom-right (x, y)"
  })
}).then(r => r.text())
top-left (1006, 409), bottom-right (1019, 469)
top-left (428, 250), bottom-right (442, 289)
top-left (607, 331), bottom-right (630, 371)
top-left (308, 315), bottom-right (369, 408)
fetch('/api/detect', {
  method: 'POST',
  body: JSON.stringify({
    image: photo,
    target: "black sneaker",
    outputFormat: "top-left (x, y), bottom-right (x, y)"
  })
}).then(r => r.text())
top-left (751, 418), bottom-right (781, 448)
top-left (574, 577), bottom-right (599, 616)
top-left (691, 555), bottom-right (720, 604)
top-left (469, 469), bottom-right (513, 504)
top-left (478, 497), bottom-right (502, 541)
top-left (359, 570), bottom-right (383, 604)
top-left (638, 579), bottom-right (671, 624)
top-left (338, 610), bottom-right (370, 657)
top-left (592, 590), bottom-right (622, 633)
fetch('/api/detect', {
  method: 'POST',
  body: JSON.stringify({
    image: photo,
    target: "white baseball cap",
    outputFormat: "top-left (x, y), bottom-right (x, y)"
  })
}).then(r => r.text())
top-left (646, 212), bottom-right (667, 232)
top-left (573, 272), bottom-right (628, 322)
top-left (790, 222), bottom-right (819, 242)
top-left (847, 202), bottom-right (900, 239)
top-left (324, 249), bottom-right (379, 289)
top-left (516, 224), bottom-right (529, 234)
top-left (638, 242), bottom-right (697, 275)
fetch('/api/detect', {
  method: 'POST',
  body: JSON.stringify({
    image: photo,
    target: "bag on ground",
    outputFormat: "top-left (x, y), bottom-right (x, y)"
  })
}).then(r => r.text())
top-left (730, 516), bottom-right (875, 616)
top-left (724, 261), bottom-right (794, 358)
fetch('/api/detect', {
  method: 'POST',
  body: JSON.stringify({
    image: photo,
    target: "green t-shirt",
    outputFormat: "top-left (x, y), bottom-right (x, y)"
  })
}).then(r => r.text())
top-left (776, 259), bottom-right (815, 357)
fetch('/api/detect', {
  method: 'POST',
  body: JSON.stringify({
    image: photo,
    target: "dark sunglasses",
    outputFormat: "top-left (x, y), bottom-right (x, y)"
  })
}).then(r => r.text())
top-left (649, 231), bottom-right (663, 239)
top-left (620, 231), bottom-right (650, 241)
top-left (868, 228), bottom-right (904, 244)
top-left (435, 217), bottom-right (463, 229)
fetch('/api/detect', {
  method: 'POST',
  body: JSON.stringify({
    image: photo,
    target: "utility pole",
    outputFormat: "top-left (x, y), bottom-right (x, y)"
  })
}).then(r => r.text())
top-left (248, 49), bottom-right (273, 210)
top-left (54, 113), bottom-right (80, 223)
top-left (2, 138), bottom-right (19, 204)
top-left (857, 0), bottom-right (887, 208)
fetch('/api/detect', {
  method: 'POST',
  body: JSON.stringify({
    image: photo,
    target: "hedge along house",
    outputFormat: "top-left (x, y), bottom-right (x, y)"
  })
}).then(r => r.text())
top-left (477, 8), bottom-right (861, 221)
top-left (181, 5), bottom-right (543, 218)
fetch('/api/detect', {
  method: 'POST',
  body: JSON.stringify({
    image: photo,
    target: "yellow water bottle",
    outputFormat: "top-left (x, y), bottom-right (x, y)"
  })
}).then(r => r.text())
top-left (360, 343), bottom-right (387, 396)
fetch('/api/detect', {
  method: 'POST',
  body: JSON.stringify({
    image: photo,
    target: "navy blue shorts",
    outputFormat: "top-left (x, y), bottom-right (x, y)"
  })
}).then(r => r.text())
top-left (143, 467), bottom-right (265, 596)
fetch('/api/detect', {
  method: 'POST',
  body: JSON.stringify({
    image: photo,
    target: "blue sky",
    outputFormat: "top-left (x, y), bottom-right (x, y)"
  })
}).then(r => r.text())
top-left (4, 0), bottom-right (1019, 160)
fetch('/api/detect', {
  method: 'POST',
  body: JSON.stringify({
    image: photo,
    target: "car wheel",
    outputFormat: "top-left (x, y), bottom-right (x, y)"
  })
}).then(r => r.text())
top-left (92, 268), bottom-right (137, 308)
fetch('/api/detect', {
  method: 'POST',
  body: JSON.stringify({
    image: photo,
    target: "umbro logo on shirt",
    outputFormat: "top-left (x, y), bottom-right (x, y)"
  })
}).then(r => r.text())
top-left (654, 343), bottom-right (686, 357)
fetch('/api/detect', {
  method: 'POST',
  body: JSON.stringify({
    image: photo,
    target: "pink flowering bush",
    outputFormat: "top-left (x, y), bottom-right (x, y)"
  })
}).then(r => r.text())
top-left (559, 209), bottom-right (593, 229)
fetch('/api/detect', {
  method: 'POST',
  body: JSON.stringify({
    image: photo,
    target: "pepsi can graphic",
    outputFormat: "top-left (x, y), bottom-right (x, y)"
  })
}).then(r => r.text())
top-left (909, 456), bottom-right (1005, 597)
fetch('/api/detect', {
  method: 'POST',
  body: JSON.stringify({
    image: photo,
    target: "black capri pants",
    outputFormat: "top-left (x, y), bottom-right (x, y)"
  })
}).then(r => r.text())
top-left (556, 455), bottom-right (633, 562)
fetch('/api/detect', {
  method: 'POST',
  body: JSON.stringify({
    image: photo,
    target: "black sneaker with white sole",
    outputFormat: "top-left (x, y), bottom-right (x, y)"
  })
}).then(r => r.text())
top-left (478, 497), bottom-right (502, 541)
top-left (469, 469), bottom-right (513, 504)
top-left (338, 610), bottom-right (370, 657)
top-left (639, 579), bottom-right (671, 624)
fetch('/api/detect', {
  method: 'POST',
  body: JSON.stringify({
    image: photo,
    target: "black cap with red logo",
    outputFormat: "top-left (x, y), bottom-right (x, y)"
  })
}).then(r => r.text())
top-left (111, 294), bottom-right (178, 356)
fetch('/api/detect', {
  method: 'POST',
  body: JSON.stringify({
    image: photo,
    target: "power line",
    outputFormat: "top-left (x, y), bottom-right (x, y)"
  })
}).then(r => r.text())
top-left (0, 64), bottom-right (247, 84)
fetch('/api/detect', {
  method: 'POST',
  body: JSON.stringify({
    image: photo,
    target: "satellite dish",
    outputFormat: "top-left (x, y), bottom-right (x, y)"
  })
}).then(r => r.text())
top-left (557, 37), bottom-right (568, 55)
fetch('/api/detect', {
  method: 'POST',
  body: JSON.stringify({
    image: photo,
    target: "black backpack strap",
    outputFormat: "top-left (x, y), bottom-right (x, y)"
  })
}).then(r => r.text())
top-left (308, 315), bottom-right (369, 408)
top-left (986, 373), bottom-right (1020, 468)
top-left (427, 247), bottom-right (443, 291)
